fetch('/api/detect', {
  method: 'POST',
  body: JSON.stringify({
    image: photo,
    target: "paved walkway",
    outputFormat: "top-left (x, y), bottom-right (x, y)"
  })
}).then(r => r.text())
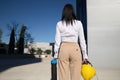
top-left (0, 55), bottom-right (52, 80)
top-left (0, 55), bottom-right (120, 80)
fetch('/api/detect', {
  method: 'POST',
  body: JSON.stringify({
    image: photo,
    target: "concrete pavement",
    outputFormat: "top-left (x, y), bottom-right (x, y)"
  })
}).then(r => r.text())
top-left (0, 55), bottom-right (120, 80)
top-left (0, 55), bottom-right (51, 80)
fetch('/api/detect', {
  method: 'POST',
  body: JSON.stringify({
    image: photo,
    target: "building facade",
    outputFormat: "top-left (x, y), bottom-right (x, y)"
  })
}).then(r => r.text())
top-left (24, 42), bottom-right (52, 54)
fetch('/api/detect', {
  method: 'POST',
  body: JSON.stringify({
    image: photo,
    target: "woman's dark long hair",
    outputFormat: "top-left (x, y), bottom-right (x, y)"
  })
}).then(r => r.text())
top-left (61, 4), bottom-right (77, 25)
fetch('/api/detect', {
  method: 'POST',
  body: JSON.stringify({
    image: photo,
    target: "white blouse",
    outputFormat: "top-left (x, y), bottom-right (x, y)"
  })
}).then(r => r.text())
top-left (54, 20), bottom-right (88, 59)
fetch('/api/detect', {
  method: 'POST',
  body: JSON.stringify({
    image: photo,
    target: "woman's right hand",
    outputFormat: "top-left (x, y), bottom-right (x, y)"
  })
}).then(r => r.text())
top-left (53, 57), bottom-right (58, 60)
top-left (53, 53), bottom-right (58, 59)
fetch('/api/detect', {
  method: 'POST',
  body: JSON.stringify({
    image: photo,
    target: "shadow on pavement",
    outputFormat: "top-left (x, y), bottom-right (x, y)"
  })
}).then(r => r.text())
top-left (0, 54), bottom-right (42, 73)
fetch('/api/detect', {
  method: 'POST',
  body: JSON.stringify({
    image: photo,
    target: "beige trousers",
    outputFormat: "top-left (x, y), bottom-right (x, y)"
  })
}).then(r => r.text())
top-left (58, 42), bottom-right (82, 80)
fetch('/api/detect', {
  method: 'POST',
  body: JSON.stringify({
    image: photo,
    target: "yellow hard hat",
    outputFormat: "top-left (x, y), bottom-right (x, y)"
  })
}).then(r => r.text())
top-left (81, 62), bottom-right (96, 80)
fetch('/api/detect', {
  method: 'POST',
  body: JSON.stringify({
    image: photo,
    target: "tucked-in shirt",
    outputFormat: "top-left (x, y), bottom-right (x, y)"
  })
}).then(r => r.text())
top-left (54, 20), bottom-right (88, 59)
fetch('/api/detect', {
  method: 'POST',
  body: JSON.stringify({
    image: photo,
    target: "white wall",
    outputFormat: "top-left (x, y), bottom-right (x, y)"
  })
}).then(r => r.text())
top-left (87, 0), bottom-right (120, 70)
top-left (29, 42), bottom-right (52, 50)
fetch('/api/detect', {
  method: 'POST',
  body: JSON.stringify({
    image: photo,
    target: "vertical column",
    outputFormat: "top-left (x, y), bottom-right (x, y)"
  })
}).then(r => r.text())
top-left (76, 0), bottom-right (88, 53)
top-left (76, 0), bottom-right (87, 44)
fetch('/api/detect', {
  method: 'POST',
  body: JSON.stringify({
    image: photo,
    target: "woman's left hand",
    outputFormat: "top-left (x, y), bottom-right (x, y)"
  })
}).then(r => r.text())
top-left (82, 59), bottom-right (89, 64)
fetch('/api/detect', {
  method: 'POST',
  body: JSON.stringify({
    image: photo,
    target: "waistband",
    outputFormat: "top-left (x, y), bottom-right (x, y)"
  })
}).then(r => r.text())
top-left (62, 42), bottom-right (78, 44)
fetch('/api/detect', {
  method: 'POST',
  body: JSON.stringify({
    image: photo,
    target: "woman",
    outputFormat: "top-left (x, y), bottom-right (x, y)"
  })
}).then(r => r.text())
top-left (54, 4), bottom-right (88, 80)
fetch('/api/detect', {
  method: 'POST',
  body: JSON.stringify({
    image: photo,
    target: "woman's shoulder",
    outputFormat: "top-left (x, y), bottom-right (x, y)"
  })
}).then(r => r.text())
top-left (57, 21), bottom-right (62, 25)
top-left (56, 21), bottom-right (65, 28)
top-left (75, 20), bottom-right (82, 24)
top-left (56, 21), bottom-right (63, 29)
top-left (56, 20), bottom-right (82, 27)
top-left (74, 20), bottom-right (83, 29)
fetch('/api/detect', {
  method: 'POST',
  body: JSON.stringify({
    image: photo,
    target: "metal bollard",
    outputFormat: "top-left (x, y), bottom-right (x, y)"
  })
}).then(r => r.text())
top-left (51, 59), bottom-right (57, 80)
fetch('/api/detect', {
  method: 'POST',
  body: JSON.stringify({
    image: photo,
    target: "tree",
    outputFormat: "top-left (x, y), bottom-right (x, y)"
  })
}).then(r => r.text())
top-left (44, 49), bottom-right (51, 55)
top-left (8, 28), bottom-right (15, 54)
top-left (29, 48), bottom-right (36, 54)
top-left (7, 22), bottom-right (34, 48)
top-left (37, 48), bottom-right (43, 55)
top-left (6, 22), bottom-right (33, 54)
top-left (7, 22), bottom-right (19, 43)
top-left (0, 28), bottom-right (3, 43)
top-left (17, 25), bottom-right (26, 54)
top-left (37, 48), bottom-right (43, 58)
top-left (24, 32), bottom-right (34, 48)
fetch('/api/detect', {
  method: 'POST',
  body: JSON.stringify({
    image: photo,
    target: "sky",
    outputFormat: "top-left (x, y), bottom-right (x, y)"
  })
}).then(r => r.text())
top-left (0, 0), bottom-right (76, 43)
